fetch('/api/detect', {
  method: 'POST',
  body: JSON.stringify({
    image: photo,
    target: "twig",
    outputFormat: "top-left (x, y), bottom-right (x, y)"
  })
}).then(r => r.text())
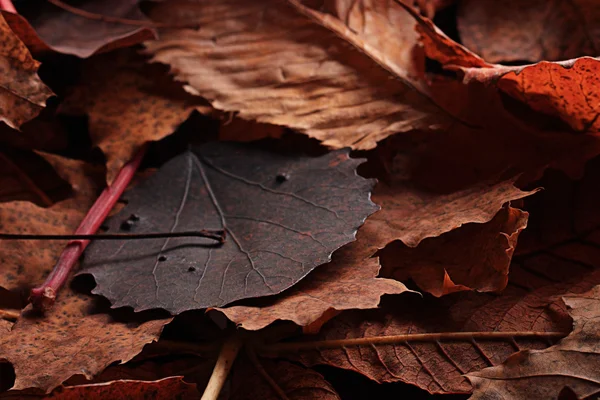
top-left (46, 0), bottom-right (200, 29)
top-left (0, 309), bottom-right (19, 321)
top-left (0, 230), bottom-right (226, 242)
top-left (0, 0), bottom-right (16, 13)
top-left (258, 331), bottom-right (567, 354)
top-left (29, 146), bottom-right (147, 311)
top-left (247, 347), bottom-right (290, 400)
top-left (201, 334), bottom-right (243, 400)
top-left (0, 152), bottom-right (53, 207)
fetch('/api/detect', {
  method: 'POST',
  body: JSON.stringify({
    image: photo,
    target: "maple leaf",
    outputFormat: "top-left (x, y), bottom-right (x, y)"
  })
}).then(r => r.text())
top-left (0, 13), bottom-right (53, 129)
top-left (6, 0), bottom-right (155, 58)
top-left (60, 50), bottom-right (212, 184)
top-left (457, 0), bottom-right (599, 63)
top-left (81, 142), bottom-right (378, 313)
top-left (142, 0), bottom-right (444, 150)
top-left (217, 220), bottom-right (409, 331)
top-left (468, 284), bottom-right (600, 399)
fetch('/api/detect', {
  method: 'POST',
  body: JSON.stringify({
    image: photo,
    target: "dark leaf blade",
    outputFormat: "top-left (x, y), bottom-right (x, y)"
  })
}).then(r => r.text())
top-left (80, 142), bottom-right (378, 314)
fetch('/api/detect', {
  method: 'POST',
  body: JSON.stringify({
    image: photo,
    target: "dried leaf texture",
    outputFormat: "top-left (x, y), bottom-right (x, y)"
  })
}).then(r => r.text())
top-left (380, 205), bottom-right (528, 296)
top-left (143, 0), bottom-right (443, 150)
top-left (458, 0), bottom-right (600, 63)
top-left (0, 14), bottom-right (53, 129)
top-left (0, 288), bottom-right (171, 392)
top-left (231, 357), bottom-right (340, 400)
top-left (0, 153), bottom-right (102, 290)
top-left (218, 221), bottom-right (409, 331)
top-left (82, 143), bottom-right (378, 313)
top-left (288, 262), bottom-right (600, 395)
top-left (17, 0), bottom-right (155, 58)
top-left (370, 176), bottom-right (534, 248)
top-left (289, 154), bottom-right (600, 394)
top-left (31, 377), bottom-right (198, 399)
top-left (60, 50), bottom-right (212, 184)
top-left (469, 285), bottom-right (600, 399)
top-left (495, 58), bottom-right (600, 133)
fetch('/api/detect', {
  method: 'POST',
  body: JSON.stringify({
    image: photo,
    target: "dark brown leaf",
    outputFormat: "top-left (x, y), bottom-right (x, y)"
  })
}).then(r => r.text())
top-left (22, 377), bottom-right (199, 399)
top-left (457, 0), bottom-right (600, 63)
top-left (231, 357), bottom-right (340, 400)
top-left (81, 142), bottom-right (378, 313)
top-left (15, 0), bottom-right (155, 58)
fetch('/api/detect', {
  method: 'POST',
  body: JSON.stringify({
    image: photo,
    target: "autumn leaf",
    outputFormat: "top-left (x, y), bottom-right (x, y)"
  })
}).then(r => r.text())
top-left (36, 377), bottom-right (199, 400)
top-left (143, 0), bottom-right (444, 150)
top-left (217, 220), bottom-right (409, 331)
top-left (380, 205), bottom-right (529, 296)
top-left (457, 0), bottom-right (600, 63)
top-left (468, 284), bottom-right (600, 399)
top-left (0, 13), bottom-right (53, 129)
top-left (0, 152), bottom-right (102, 291)
top-left (81, 143), bottom-right (378, 313)
top-left (0, 286), bottom-right (170, 393)
top-left (59, 50), bottom-right (212, 184)
top-left (9, 0), bottom-right (155, 58)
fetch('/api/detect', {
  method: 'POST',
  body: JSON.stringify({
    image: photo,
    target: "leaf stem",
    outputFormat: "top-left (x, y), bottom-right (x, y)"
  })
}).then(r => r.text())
top-left (201, 334), bottom-right (243, 400)
top-left (257, 331), bottom-right (567, 354)
top-left (0, 230), bottom-right (225, 242)
top-left (0, 0), bottom-right (15, 13)
top-left (29, 146), bottom-right (147, 311)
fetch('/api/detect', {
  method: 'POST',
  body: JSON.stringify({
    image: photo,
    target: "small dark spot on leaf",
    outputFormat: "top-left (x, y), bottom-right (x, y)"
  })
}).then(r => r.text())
top-left (188, 266), bottom-right (196, 272)
top-left (276, 172), bottom-right (289, 183)
top-left (158, 256), bottom-right (167, 262)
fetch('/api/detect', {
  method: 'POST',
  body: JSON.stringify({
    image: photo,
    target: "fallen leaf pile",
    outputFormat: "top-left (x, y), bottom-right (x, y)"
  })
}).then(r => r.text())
top-left (0, 1), bottom-right (599, 399)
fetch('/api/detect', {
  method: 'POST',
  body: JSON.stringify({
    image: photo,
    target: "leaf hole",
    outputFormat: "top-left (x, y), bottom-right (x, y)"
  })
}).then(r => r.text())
top-left (158, 256), bottom-right (167, 262)
top-left (188, 266), bottom-right (196, 272)
top-left (276, 172), bottom-right (289, 183)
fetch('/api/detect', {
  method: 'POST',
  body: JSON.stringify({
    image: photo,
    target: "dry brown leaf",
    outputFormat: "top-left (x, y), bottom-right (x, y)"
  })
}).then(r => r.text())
top-left (231, 357), bottom-right (340, 400)
top-left (380, 205), bottom-right (529, 296)
top-left (143, 0), bottom-right (444, 150)
top-left (457, 0), bottom-right (600, 63)
top-left (60, 50), bottom-right (211, 184)
top-left (285, 261), bottom-right (600, 395)
top-left (16, 377), bottom-right (199, 399)
top-left (0, 153), bottom-right (102, 291)
top-left (0, 13), bottom-right (53, 129)
top-left (0, 288), bottom-right (171, 393)
top-left (468, 284), bottom-right (600, 399)
top-left (13, 1), bottom-right (155, 58)
top-left (217, 221), bottom-right (409, 331)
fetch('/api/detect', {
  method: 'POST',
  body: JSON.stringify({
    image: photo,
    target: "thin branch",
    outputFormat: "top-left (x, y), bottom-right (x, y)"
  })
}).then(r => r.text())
top-left (201, 334), bottom-right (243, 400)
top-left (46, 0), bottom-right (200, 29)
top-left (29, 146), bottom-right (147, 312)
top-left (0, 229), bottom-right (225, 243)
top-left (0, 309), bottom-right (19, 321)
top-left (0, 152), bottom-right (53, 207)
top-left (247, 347), bottom-right (291, 400)
top-left (258, 331), bottom-right (567, 354)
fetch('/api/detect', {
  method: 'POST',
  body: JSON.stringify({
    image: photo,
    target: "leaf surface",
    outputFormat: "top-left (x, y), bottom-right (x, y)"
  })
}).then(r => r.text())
top-left (217, 220), bottom-right (409, 331)
top-left (468, 284), bottom-right (600, 399)
top-left (457, 0), bottom-right (600, 63)
top-left (143, 0), bottom-right (444, 150)
top-left (0, 288), bottom-right (171, 392)
top-left (14, 0), bottom-right (155, 58)
top-left (81, 142), bottom-right (378, 313)
top-left (0, 14), bottom-right (53, 129)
